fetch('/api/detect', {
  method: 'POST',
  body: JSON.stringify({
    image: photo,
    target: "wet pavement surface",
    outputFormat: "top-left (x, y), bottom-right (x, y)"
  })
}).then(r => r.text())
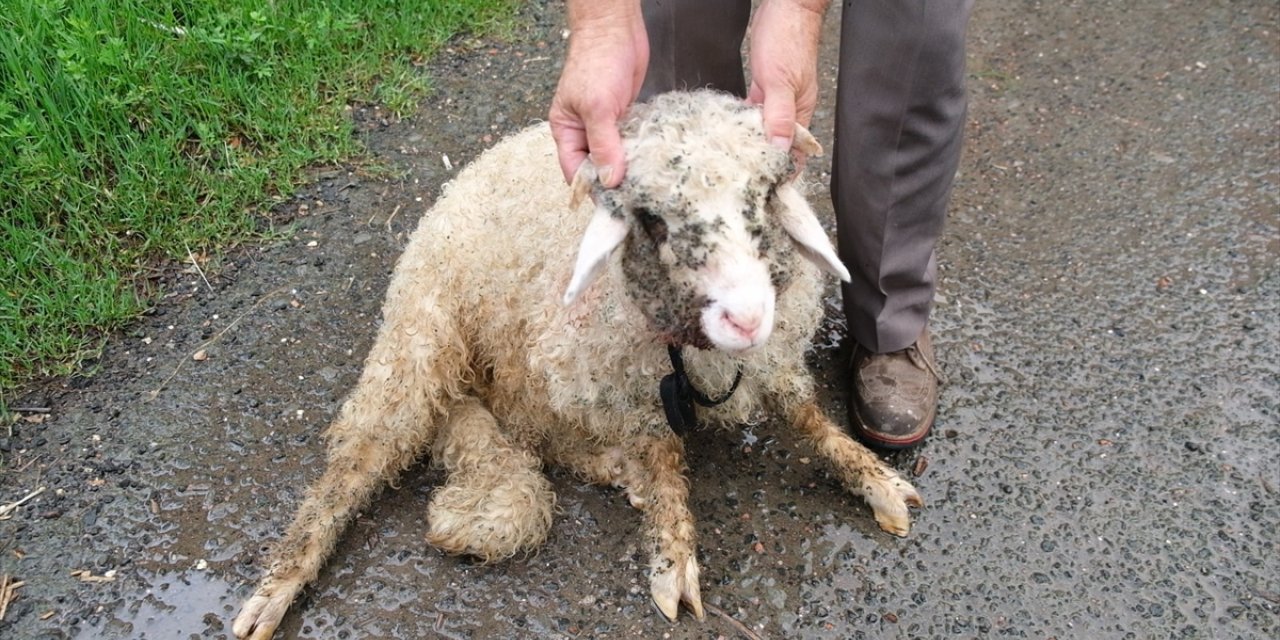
top-left (1, 1), bottom-right (1276, 638)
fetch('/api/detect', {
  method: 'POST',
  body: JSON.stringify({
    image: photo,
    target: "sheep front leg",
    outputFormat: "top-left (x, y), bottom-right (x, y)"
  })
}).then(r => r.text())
top-left (544, 433), bottom-right (703, 619)
top-left (628, 434), bottom-right (705, 621)
top-left (790, 402), bottom-right (923, 536)
top-left (232, 286), bottom-right (471, 638)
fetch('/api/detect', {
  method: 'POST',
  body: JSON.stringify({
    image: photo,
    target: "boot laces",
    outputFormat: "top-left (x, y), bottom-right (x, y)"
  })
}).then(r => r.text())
top-left (906, 344), bottom-right (946, 384)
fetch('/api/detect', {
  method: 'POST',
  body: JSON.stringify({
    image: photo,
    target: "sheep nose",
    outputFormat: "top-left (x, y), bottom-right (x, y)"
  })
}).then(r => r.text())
top-left (723, 309), bottom-right (764, 340)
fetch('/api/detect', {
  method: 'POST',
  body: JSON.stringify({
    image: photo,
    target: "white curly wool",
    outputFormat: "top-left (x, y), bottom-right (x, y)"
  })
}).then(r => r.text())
top-left (232, 90), bottom-right (921, 639)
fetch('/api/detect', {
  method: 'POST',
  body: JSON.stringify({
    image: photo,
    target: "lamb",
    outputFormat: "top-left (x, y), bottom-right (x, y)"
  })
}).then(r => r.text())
top-left (232, 90), bottom-right (922, 639)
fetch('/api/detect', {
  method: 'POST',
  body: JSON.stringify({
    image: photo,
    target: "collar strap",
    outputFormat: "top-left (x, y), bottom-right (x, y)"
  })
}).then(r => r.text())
top-left (659, 344), bottom-right (744, 435)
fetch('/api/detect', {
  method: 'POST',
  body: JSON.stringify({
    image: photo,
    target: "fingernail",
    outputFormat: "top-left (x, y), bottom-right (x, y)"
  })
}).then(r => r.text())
top-left (599, 165), bottom-right (616, 187)
top-left (770, 136), bottom-right (792, 150)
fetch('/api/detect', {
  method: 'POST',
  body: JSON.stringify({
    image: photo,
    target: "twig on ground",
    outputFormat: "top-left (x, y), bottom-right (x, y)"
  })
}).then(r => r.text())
top-left (9, 407), bottom-right (51, 414)
top-left (0, 487), bottom-right (46, 520)
top-left (184, 242), bottom-right (214, 292)
top-left (14, 455), bottom-right (42, 474)
top-left (385, 203), bottom-right (403, 232)
top-left (704, 603), bottom-right (765, 640)
top-left (70, 569), bottom-right (117, 583)
top-left (148, 285), bottom-right (292, 401)
top-left (0, 574), bottom-right (25, 621)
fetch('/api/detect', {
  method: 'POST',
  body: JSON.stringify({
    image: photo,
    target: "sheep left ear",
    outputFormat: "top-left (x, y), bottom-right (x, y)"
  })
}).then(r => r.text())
top-left (563, 204), bottom-right (630, 305)
top-left (569, 160), bottom-right (597, 210)
top-left (774, 184), bottom-right (851, 282)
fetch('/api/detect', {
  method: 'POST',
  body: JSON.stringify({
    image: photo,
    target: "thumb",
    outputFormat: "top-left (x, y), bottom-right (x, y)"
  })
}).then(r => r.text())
top-left (760, 88), bottom-right (797, 151)
top-left (584, 117), bottom-right (626, 188)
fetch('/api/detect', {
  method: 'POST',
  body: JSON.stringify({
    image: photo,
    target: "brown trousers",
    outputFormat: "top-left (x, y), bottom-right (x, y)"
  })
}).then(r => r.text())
top-left (639, 0), bottom-right (973, 353)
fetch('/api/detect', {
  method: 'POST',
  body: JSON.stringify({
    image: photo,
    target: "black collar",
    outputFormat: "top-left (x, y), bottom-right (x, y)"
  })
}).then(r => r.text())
top-left (659, 344), bottom-right (744, 435)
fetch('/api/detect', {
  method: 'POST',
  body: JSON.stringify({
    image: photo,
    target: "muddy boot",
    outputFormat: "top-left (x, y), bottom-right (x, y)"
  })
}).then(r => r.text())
top-left (848, 328), bottom-right (942, 450)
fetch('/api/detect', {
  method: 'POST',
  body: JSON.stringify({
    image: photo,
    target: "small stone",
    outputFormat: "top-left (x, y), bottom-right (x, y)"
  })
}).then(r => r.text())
top-left (912, 456), bottom-right (929, 477)
top-left (192, 350), bottom-right (208, 361)
top-left (203, 612), bottom-right (223, 630)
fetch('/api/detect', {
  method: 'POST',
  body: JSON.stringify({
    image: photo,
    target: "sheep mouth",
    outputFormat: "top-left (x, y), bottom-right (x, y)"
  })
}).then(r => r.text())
top-left (660, 327), bottom-right (715, 351)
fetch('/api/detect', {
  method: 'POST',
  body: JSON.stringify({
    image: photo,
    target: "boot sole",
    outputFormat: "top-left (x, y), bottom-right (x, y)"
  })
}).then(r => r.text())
top-left (850, 402), bottom-right (935, 451)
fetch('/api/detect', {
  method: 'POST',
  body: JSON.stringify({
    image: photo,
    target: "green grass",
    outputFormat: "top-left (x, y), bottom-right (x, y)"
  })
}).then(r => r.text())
top-left (0, 0), bottom-right (514, 401)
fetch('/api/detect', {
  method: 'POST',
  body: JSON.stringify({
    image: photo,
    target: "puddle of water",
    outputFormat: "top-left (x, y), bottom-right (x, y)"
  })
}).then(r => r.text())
top-left (86, 569), bottom-right (241, 639)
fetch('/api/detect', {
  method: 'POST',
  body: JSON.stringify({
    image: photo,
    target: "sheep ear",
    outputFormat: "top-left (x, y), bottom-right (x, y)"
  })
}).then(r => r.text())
top-left (793, 124), bottom-right (823, 157)
top-left (775, 184), bottom-right (851, 282)
top-left (570, 160), bottom-right (597, 210)
top-left (563, 205), bottom-right (630, 305)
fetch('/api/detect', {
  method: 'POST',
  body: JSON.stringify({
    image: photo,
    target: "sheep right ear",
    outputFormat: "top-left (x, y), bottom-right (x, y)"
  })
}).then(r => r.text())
top-left (563, 205), bottom-right (630, 305)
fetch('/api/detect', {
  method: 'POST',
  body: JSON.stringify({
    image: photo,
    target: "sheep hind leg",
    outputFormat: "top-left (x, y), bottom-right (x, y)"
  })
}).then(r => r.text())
top-left (234, 294), bottom-right (465, 639)
top-left (425, 399), bottom-right (554, 562)
top-left (232, 386), bottom-right (440, 639)
top-left (790, 402), bottom-right (923, 536)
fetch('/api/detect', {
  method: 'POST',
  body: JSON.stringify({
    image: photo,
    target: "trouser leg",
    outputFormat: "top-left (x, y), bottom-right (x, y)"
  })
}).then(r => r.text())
top-left (833, 0), bottom-right (974, 353)
top-left (639, 0), bottom-right (752, 100)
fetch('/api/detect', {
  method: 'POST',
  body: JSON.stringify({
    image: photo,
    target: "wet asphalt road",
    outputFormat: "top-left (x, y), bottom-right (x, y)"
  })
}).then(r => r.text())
top-left (0, 1), bottom-right (1276, 638)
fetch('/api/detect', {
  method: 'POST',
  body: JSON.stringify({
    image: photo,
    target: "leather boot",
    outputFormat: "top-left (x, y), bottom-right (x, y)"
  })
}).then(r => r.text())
top-left (848, 328), bottom-right (941, 450)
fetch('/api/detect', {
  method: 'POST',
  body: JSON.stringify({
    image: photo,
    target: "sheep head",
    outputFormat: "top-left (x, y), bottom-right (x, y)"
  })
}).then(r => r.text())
top-left (563, 91), bottom-right (850, 353)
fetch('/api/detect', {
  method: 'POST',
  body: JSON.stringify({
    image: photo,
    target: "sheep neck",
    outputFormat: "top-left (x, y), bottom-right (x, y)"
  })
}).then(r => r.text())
top-left (659, 344), bottom-right (743, 435)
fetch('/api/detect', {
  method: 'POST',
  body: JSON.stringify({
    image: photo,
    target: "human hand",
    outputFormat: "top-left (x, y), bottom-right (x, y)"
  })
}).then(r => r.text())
top-left (746, 0), bottom-right (829, 149)
top-left (549, 2), bottom-right (648, 189)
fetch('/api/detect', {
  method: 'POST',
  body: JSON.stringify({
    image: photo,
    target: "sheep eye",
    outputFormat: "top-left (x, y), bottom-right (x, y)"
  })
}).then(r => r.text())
top-left (633, 207), bottom-right (669, 244)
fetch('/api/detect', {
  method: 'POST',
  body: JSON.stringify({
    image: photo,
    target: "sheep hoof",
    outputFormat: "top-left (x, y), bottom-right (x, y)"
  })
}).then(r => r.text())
top-left (626, 490), bottom-right (647, 509)
top-left (232, 582), bottom-right (300, 639)
top-left (862, 469), bottom-right (924, 537)
top-left (650, 554), bottom-right (704, 621)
